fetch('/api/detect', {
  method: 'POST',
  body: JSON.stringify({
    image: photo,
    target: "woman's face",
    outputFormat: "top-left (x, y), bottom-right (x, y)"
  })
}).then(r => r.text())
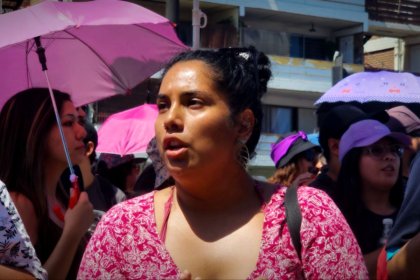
top-left (46, 101), bottom-right (87, 167)
top-left (296, 149), bottom-right (316, 175)
top-left (359, 138), bottom-right (401, 191)
top-left (155, 60), bottom-right (242, 178)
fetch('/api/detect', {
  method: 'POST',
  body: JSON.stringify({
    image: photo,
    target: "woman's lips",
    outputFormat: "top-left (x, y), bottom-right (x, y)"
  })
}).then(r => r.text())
top-left (165, 147), bottom-right (188, 158)
top-left (163, 137), bottom-right (188, 158)
top-left (381, 164), bottom-right (395, 172)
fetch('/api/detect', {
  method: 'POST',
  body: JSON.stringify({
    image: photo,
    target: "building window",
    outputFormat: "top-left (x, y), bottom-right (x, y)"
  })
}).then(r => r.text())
top-left (290, 35), bottom-right (332, 60)
top-left (262, 105), bottom-right (295, 134)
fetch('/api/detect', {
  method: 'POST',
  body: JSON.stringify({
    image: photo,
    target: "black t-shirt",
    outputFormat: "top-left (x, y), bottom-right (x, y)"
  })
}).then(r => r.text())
top-left (351, 208), bottom-right (398, 254)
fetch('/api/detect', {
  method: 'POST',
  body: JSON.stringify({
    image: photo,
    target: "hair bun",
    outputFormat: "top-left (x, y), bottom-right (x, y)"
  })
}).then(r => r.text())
top-left (245, 46), bottom-right (271, 97)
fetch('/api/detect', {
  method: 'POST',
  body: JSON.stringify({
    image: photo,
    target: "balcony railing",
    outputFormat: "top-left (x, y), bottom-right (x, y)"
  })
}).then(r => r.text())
top-left (366, 0), bottom-right (420, 25)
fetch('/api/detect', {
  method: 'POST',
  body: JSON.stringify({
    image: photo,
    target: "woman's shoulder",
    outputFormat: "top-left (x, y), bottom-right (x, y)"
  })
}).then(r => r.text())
top-left (296, 186), bottom-right (340, 216)
top-left (98, 191), bottom-right (156, 231)
top-left (264, 184), bottom-right (341, 220)
top-left (105, 190), bottom-right (155, 218)
top-left (7, 191), bottom-right (37, 220)
top-left (297, 185), bottom-right (333, 202)
top-left (8, 191), bottom-right (34, 207)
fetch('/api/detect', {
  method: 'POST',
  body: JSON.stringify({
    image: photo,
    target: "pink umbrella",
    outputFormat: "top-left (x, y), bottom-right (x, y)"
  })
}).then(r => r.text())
top-left (0, 0), bottom-right (186, 207)
top-left (0, 0), bottom-right (187, 108)
top-left (96, 104), bottom-right (158, 157)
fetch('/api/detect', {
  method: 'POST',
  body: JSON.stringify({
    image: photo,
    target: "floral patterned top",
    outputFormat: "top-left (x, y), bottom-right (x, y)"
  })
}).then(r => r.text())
top-left (0, 181), bottom-right (47, 280)
top-left (78, 186), bottom-right (368, 279)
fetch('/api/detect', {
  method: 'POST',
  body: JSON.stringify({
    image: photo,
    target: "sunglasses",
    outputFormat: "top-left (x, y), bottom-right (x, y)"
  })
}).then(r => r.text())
top-left (301, 149), bottom-right (317, 163)
top-left (363, 144), bottom-right (404, 159)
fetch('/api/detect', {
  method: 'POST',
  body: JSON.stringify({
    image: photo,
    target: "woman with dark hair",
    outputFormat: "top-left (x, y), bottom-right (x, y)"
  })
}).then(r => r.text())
top-left (268, 131), bottom-right (320, 187)
top-left (95, 153), bottom-right (142, 198)
top-left (336, 119), bottom-right (409, 278)
top-left (0, 88), bottom-right (94, 279)
top-left (79, 47), bottom-right (367, 279)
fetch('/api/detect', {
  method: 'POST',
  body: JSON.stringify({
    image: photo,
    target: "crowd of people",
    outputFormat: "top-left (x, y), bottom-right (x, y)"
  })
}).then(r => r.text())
top-left (0, 46), bottom-right (419, 279)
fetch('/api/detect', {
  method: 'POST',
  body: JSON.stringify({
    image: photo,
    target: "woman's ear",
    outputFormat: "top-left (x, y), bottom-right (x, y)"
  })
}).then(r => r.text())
top-left (85, 141), bottom-right (95, 157)
top-left (237, 109), bottom-right (255, 142)
top-left (328, 138), bottom-right (340, 157)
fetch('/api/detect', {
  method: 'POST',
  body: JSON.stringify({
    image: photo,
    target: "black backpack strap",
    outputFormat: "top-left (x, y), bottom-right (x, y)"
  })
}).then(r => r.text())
top-left (285, 183), bottom-right (303, 261)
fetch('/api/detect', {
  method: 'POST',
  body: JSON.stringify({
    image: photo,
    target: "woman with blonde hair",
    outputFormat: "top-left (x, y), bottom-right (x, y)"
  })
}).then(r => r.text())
top-left (268, 131), bottom-right (320, 187)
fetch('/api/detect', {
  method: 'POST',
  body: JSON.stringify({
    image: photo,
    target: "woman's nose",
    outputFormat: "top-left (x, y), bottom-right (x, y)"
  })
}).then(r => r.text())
top-left (383, 150), bottom-right (398, 161)
top-left (163, 106), bottom-right (183, 133)
top-left (76, 122), bottom-right (87, 139)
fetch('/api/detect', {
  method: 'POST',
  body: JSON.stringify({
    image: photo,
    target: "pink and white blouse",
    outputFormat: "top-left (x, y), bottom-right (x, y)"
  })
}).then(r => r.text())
top-left (78, 186), bottom-right (368, 279)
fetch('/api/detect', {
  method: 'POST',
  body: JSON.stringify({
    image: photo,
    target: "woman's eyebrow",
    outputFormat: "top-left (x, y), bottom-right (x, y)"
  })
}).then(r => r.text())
top-left (61, 113), bottom-right (77, 120)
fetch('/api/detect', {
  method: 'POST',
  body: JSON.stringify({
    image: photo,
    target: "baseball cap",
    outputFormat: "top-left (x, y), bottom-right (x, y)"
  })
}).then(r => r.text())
top-left (339, 119), bottom-right (411, 161)
top-left (386, 106), bottom-right (420, 136)
top-left (271, 131), bottom-right (320, 168)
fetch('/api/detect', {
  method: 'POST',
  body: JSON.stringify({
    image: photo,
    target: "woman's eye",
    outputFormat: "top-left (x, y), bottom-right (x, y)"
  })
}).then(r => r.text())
top-left (188, 98), bottom-right (203, 108)
top-left (157, 101), bottom-right (169, 111)
top-left (62, 121), bottom-right (74, 127)
top-left (371, 147), bottom-right (384, 156)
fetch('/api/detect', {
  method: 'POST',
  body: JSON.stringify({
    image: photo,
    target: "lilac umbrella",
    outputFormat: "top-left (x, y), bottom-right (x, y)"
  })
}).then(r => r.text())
top-left (315, 71), bottom-right (420, 105)
top-left (96, 104), bottom-right (158, 157)
top-left (0, 0), bottom-right (187, 207)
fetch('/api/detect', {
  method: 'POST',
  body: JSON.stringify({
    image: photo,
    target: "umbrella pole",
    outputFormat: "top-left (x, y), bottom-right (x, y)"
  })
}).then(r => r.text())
top-left (34, 37), bottom-right (75, 177)
top-left (35, 37), bottom-right (80, 210)
top-left (43, 71), bottom-right (75, 176)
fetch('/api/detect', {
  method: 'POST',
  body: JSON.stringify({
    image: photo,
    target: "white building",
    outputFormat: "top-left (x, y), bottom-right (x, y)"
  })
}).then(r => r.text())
top-left (130, 0), bottom-right (419, 175)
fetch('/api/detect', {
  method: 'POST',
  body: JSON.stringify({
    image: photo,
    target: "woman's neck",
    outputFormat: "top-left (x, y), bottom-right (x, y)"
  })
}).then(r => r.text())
top-left (44, 160), bottom-right (66, 200)
top-left (78, 158), bottom-right (94, 188)
top-left (361, 185), bottom-right (395, 215)
top-left (173, 167), bottom-right (257, 214)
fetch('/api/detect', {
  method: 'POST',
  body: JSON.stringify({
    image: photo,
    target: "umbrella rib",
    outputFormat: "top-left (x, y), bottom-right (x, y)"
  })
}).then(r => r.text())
top-left (133, 23), bottom-right (187, 49)
top-left (61, 29), bottom-right (127, 91)
top-left (25, 40), bottom-right (38, 88)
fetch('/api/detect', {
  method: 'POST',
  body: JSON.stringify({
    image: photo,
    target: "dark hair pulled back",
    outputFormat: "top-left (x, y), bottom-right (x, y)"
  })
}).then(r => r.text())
top-left (161, 46), bottom-right (272, 156)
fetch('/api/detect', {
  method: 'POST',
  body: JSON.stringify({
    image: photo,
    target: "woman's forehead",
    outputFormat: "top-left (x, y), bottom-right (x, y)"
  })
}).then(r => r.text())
top-left (61, 101), bottom-right (77, 116)
top-left (372, 137), bottom-right (396, 145)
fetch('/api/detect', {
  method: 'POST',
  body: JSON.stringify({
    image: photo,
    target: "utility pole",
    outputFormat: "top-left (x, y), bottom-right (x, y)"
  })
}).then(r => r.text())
top-left (332, 51), bottom-right (343, 85)
top-left (192, 0), bottom-right (207, 50)
top-left (166, 0), bottom-right (179, 33)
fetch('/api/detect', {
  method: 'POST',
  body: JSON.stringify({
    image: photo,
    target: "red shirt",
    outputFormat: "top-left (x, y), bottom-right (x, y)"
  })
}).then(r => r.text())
top-left (78, 186), bottom-right (368, 279)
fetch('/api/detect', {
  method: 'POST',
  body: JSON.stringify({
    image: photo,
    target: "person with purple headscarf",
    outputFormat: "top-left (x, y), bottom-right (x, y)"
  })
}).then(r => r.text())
top-left (268, 131), bottom-right (321, 187)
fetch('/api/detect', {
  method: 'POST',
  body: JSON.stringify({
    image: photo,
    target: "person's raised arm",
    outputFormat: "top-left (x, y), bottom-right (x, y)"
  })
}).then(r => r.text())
top-left (388, 232), bottom-right (420, 279)
top-left (43, 192), bottom-right (93, 279)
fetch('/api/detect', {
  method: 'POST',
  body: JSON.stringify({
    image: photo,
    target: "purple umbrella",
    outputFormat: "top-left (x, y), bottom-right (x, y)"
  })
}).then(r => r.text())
top-left (0, 0), bottom-right (187, 207)
top-left (315, 71), bottom-right (420, 105)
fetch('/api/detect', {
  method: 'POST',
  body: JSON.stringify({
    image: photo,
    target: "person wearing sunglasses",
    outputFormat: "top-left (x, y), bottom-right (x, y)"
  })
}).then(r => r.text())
top-left (268, 131), bottom-right (321, 187)
top-left (335, 119), bottom-right (410, 279)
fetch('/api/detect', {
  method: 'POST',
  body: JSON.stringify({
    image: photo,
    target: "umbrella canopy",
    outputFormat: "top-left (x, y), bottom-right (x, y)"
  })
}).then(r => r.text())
top-left (96, 104), bottom-right (158, 157)
top-left (0, 0), bottom-right (187, 108)
top-left (315, 71), bottom-right (420, 105)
